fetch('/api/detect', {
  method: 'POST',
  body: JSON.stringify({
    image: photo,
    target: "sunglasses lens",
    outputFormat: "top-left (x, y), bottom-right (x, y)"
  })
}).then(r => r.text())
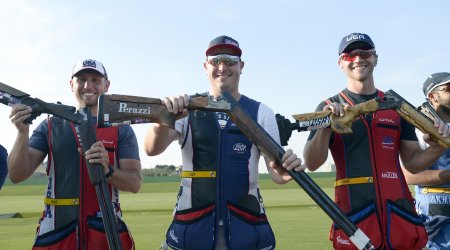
top-left (208, 55), bottom-right (240, 66)
top-left (341, 50), bottom-right (374, 61)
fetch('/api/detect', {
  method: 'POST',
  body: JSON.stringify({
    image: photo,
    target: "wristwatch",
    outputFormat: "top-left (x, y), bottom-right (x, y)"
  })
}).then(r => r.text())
top-left (105, 165), bottom-right (115, 179)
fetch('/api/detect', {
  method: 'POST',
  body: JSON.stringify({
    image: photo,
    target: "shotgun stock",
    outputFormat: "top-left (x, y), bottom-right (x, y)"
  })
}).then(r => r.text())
top-left (292, 97), bottom-right (399, 134)
top-left (0, 82), bottom-right (81, 124)
top-left (221, 92), bottom-right (374, 250)
top-left (385, 89), bottom-right (450, 148)
top-left (97, 93), bottom-right (230, 128)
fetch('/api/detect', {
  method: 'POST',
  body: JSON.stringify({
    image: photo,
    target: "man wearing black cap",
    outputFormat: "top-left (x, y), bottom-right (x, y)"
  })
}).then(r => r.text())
top-left (8, 59), bottom-right (142, 249)
top-left (144, 35), bottom-right (303, 250)
top-left (402, 72), bottom-right (450, 249)
top-left (287, 32), bottom-right (449, 249)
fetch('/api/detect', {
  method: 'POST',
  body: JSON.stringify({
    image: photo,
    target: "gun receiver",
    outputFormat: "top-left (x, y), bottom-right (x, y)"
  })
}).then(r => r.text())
top-left (97, 93), bottom-right (230, 128)
top-left (418, 101), bottom-right (439, 121)
top-left (221, 92), bottom-right (373, 250)
top-left (292, 97), bottom-right (399, 134)
top-left (0, 82), bottom-right (81, 124)
top-left (385, 89), bottom-right (450, 148)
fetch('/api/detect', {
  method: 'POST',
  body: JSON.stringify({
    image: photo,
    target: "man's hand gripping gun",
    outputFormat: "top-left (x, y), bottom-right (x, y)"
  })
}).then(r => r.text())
top-left (97, 92), bottom-right (374, 249)
top-left (0, 82), bottom-right (123, 249)
top-left (294, 97), bottom-right (400, 133)
top-left (385, 89), bottom-right (450, 148)
top-left (280, 90), bottom-right (450, 149)
top-left (97, 93), bottom-right (230, 128)
top-left (0, 82), bottom-right (81, 124)
top-left (220, 92), bottom-right (374, 250)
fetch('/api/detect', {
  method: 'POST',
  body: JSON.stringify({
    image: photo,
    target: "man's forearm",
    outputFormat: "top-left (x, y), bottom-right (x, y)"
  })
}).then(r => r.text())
top-left (403, 145), bottom-right (446, 174)
top-left (107, 159), bottom-right (142, 193)
top-left (304, 129), bottom-right (332, 171)
top-left (8, 132), bottom-right (36, 183)
top-left (144, 124), bottom-right (178, 156)
top-left (403, 168), bottom-right (450, 186)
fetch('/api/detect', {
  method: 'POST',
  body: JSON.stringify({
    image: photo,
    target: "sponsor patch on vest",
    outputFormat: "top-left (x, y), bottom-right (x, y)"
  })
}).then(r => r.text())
top-left (381, 171), bottom-right (398, 179)
top-left (101, 139), bottom-right (114, 146)
top-left (381, 136), bottom-right (395, 150)
top-left (336, 236), bottom-right (351, 245)
top-left (169, 229), bottom-right (179, 243)
top-left (233, 143), bottom-right (247, 153)
top-left (379, 117), bottom-right (396, 125)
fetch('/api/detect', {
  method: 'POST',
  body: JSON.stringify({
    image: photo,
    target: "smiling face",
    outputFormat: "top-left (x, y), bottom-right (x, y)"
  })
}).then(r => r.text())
top-left (204, 47), bottom-right (244, 98)
top-left (70, 70), bottom-right (110, 113)
top-left (339, 49), bottom-right (378, 82)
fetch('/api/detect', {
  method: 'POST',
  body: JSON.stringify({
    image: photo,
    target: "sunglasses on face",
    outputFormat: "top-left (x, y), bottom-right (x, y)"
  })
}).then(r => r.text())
top-left (433, 82), bottom-right (450, 93)
top-left (340, 49), bottom-right (375, 62)
top-left (207, 54), bottom-right (240, 67)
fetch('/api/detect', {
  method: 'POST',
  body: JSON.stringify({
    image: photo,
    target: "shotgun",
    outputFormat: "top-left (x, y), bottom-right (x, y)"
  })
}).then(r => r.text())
top-left (98, 91), bottom-right (374, 249)
top-left (220, 92), bottom-right (374, 250)
top-left (384, 89), bottom-right (450, 148)
top-left (289, 90), bottom-right (450, 148)
top-left (291, 97), bottom-right (399, 134)
top-left (97, 93), bottom-right (231, 128)
top-left (0, 82), bottom-right (81, 124)
top-left (76, 107), bottom-right (122, 250)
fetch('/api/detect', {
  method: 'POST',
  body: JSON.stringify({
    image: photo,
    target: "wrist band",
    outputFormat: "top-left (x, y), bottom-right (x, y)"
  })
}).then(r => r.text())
top-left (105, 165), bottom-right (115, 179)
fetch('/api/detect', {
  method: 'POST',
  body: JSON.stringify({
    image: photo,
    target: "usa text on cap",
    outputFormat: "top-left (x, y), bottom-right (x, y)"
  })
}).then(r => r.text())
top-left (338, 33), bottom-right (375, 54)
top-left (205, 35), bottom-right (242, 56)
top-left (72, 59), bottom-right (108, 79)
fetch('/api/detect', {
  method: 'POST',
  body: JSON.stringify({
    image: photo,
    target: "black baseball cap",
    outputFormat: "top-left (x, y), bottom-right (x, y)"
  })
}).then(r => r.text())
top-left (338, 33), bottom-right (375, 54)
top-left (205, 35), bottom-right (242, 56)
top-left (422, 72), bottom-right (450, 96)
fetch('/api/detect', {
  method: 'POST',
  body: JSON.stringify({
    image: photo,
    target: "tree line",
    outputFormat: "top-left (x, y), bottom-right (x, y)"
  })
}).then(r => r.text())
top-left (141, 165), bottom-right (179, 176)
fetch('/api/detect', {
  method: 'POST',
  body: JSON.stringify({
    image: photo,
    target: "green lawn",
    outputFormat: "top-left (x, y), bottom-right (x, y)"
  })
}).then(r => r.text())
top-left (0, 173), bottom-right (336, 249)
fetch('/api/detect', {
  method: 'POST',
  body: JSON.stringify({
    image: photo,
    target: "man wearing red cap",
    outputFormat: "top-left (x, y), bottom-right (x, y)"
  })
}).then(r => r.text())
top-left (402, 72), bottom-right (450, 249)
top-left (8, 59), bottom-right (142, 249)
top-left (144, 35), bottom-right (304, 250)
top-left (284, 33), bottom-right (449, 249)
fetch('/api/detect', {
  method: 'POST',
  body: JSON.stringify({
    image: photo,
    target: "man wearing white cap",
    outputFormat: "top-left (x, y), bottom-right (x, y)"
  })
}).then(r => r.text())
top-left (402, 72), bottom-right (450, 249)
top-left (8, 59), bottom-right (142, 249)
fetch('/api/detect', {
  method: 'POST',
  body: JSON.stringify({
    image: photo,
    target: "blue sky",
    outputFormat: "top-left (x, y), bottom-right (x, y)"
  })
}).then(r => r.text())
top-left (1, 1), bottom-right (449, 171)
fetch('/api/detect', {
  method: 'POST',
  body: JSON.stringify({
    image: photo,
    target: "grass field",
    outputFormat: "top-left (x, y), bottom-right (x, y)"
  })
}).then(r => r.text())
top-left (0, 173), bottom-right (337, 249)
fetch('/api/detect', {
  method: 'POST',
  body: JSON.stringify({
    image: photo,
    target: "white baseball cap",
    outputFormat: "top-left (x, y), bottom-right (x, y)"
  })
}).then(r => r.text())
top-left (72, 59), bottom-right (108, 79)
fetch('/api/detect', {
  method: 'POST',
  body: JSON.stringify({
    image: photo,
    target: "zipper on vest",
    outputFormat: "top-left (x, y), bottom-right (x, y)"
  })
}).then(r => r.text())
top-left (366, 113), bottom-right (385, 229)
top-left (217, 127), bottom-right (224, 222)
top-left (80, 157), bottom-right (86, 249)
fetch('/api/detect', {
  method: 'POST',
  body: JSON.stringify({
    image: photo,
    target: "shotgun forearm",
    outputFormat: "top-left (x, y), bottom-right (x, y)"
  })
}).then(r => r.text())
top-left (221, 92), bottom-right (373, 250)
top-left (97, 93), bottom-right (230, 128)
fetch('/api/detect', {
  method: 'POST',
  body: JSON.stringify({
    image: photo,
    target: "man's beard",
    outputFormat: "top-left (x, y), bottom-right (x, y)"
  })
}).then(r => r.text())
top-left (437, 104), bottom-right (450, 116)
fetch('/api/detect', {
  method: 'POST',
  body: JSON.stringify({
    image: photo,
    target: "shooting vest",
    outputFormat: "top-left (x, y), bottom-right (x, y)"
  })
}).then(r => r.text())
top-left (33, 117), bottom-right (134, 250)
top-left (415, 148), bottom-right (450, 217)
top-left (166, 95), bottom-right (276, 250)
top-left (328, 91), bottom-right (427, 250)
